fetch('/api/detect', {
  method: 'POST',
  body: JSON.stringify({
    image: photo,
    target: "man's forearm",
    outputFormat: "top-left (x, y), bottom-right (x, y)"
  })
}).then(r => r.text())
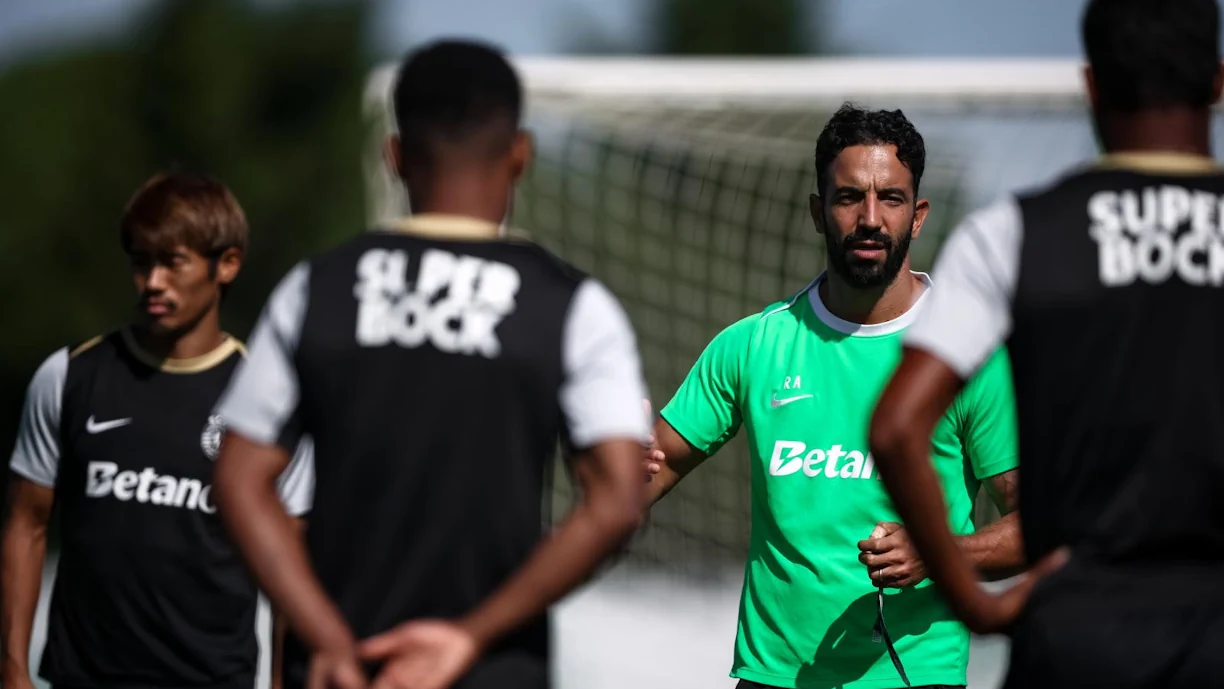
top-left (214, 466), bottom-right (353, 656)
top-left (646, 468), bottom-right (682, 505)
top-left (1, 522), bottom-right (47, 681)
top-left (268, 518), bottom-right (305, 689)
top-left (646, 420), bottom-right (708, 507)
top-left (954, 512), bottom-right (1024, 580)
top-left (460, 493), bottom-right (641, 648)
top-left (270, 607), bottom-right (288, 689)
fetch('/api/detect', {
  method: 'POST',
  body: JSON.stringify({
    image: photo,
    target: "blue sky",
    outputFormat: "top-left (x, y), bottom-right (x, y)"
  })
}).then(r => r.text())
top-left (0, 0), bottom-right (1099, 65)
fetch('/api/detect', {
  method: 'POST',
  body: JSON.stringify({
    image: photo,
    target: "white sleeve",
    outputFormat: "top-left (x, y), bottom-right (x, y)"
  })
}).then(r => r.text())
top-left (904, 197), bottom-right (1024, 379)
top-left (215, 262), bottom-right (309, 448)
top-left (559, 279), bottom-right (652, 449)
top-left (276, 436), bottom-right (315, 517)
top-left (10, 348), bottom-right (68, 488)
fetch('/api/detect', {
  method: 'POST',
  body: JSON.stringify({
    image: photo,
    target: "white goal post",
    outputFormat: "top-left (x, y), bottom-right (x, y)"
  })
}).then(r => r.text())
top-left (365, 56), bottom-right (1089, 112)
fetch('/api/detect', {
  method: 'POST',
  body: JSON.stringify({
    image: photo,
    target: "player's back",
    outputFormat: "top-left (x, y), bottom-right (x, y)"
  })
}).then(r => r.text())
top-left (281, 218), bottom-right (634, 686)
top-left (1010, 158), bottom-right (1224, 602)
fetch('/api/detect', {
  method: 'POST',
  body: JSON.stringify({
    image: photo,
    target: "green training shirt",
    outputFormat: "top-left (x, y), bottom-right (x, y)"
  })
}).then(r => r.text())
top-left (660, 273), bottom-right (1018, 689)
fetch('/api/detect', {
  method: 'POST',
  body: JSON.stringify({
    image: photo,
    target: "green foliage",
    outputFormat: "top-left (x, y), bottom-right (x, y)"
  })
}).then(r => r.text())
top-left (0, 0), bottom-right (369, 470)
top-left (652, 0), bottom-right (810, 55)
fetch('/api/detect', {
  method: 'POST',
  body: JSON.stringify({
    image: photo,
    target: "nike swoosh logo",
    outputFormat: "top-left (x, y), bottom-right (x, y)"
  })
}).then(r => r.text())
top-left (86, 416), bottom-right (132, 434)
top-left (771, 393), bottom-right (813, 408)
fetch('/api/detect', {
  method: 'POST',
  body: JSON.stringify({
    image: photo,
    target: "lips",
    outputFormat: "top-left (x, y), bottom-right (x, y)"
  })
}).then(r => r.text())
top-left (145, 302), bottom-right (173, 316)
top-left (846, 240), bottom-right (887, 260)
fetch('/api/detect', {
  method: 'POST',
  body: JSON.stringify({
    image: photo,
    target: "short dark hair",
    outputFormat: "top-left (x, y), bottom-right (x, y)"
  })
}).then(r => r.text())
top-left (1083, 0), bottom-right (1220, 112)
top-left (392, 39), bottom-right (522, 163)
top-left (120, 170), bottom-right (248, 259)
top-left (814, 104), bottom-right (926, 197)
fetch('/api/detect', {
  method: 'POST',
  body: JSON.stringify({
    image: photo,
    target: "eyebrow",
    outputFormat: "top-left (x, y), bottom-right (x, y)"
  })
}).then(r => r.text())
top-left (832, 184), bottom-right (911, 197)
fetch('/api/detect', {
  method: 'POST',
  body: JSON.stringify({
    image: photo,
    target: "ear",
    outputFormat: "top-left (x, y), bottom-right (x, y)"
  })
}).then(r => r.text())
top-left (809, 193), bottom-right (826, 235)
top-left (911, 198), bottom-right (931, 241)
top-left (1213, 61), bottom-right (1224, 105)
top-left (384, 135), bottom-right (405, 180)
top-left (509, 130), bottom-right (533, 181)
top-left (1083, 65), bottom-right (1099, 110)
top-left (214, 246), bottom-right (242, 287)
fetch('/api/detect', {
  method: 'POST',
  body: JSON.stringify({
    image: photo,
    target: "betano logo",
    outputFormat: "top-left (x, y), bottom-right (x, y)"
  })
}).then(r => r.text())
top-left (85, 461), bottom-right (216, 514)
top-left (768, 440), bottom-right (879, 480)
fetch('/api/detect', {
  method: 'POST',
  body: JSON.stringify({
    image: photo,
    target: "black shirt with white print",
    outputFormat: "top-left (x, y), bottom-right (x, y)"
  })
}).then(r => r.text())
top-left (9, 329), bottom-right (313, 689)
top-left (215, 215), bottom-right (650, 689)
top-left (905, 153), bottom-right (1224, 606)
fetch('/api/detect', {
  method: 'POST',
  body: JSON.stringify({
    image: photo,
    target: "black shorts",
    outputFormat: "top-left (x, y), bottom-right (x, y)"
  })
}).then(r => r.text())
top-left (1005, 598), bottom-right (1224, 688)
top-left (450, 650), bottom-right (549, 689)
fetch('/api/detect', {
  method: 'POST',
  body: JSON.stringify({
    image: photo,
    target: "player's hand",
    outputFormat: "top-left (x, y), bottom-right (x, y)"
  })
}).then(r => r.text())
top-left (957, 546), bottom-right (1070, 635)
top-left (306, 645), bottom-right (367, 689)
top-left (358, 619), bottom-right (480, 689)
top-left (642, 399), bottom-right (665, 482)
top-left (858, 521), bottom-right (928, 588)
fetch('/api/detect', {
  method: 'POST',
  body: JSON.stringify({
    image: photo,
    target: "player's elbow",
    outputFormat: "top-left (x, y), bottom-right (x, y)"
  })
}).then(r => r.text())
top-left (577, 438), bottom-right (649, 536)
top-left (595, 491), bottom-right (646, 537)
top-left (585, 482), bottom-right (647, 540)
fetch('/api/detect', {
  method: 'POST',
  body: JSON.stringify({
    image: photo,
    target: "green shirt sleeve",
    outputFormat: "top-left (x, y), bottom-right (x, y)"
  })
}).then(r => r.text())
top-left (957, 346), bottom-right (1020, 480)
top-left (659, 314), bottom-right (757, 456)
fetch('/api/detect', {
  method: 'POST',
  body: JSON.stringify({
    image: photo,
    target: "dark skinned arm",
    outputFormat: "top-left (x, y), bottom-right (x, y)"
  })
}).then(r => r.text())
top-left (269, 516), bottom-right (304, 689)
top-left (453, 438), bottom-right (644, 644)
top-left (644, 417), bottom-right (709, 505)
top-left (1, 476), bottom-right (54, 689)
top-left (869, 348), bottom-right (1065, 634)
top-left (213, 435), bottom-right (362, 688)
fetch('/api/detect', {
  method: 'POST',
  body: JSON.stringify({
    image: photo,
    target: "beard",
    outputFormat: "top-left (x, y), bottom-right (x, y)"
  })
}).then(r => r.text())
top-left (824, 225), bottom-right (913, 289)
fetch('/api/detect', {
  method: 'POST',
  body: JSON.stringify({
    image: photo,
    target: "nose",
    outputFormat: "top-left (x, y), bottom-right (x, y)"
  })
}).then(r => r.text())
top-left (860, 194), bottom-right (882, 230)
top-left (145, 265), bottom-right (171, 292)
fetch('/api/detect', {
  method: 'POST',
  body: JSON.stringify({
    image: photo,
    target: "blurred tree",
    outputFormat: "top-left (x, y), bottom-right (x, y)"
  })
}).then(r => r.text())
top-left (653, 0), bottom-right (811, 55)
top-left (0, 0), bottom-right (369, 484)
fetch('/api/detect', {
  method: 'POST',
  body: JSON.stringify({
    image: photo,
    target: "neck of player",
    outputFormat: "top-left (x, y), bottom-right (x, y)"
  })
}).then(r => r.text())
top-left (132, 308), bottom-right (227, 361)
top-left (1099, 107), bottom-right (1213, 158)
top-left (405, 167), bottom-right (511, 230)
top-left (821, 266), bottom-right (925, 325)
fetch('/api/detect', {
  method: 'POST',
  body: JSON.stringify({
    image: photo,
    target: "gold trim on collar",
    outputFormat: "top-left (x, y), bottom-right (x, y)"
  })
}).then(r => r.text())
top-left (1098, 152), bottom-right (1222, 174)
top-left (70, 335), bottom-right (104, 359)
top-left (121, 327), bottom-right (241, 374)
top-left (385, 214), bottom-right (503, 240)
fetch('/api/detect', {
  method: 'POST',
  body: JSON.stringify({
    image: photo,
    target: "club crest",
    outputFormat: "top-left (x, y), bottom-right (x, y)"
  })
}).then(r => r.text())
top-left (201, 415), bottom-right (225, 461)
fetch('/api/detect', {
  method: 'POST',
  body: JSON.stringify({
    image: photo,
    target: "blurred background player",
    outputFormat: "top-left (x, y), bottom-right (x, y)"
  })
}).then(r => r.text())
top-left (869, 0), bottom-right (1224, 687)
top-left (0, 171), bottom-right (313, 689)
top-left (211, 39), bottom-right (650, 689)
top-left (643, 105), bottom-right (1023, 689)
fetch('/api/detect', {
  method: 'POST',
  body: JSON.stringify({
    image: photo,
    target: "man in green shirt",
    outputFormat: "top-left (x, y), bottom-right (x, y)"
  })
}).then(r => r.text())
top-left (644, 104), bottom-right (1023, 689)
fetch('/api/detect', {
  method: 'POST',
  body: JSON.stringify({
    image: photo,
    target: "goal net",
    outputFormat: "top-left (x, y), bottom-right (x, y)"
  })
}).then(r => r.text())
top-left (361, 57), bottom-right (1191, 583)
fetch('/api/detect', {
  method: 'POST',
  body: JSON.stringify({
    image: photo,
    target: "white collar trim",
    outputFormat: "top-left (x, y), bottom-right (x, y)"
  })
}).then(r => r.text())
top-left (807, 271), bottom-right (932, 337)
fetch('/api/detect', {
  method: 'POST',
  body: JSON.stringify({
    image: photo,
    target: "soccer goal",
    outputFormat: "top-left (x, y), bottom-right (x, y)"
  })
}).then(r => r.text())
top-left (362, 57), bottom-right (1216, 584)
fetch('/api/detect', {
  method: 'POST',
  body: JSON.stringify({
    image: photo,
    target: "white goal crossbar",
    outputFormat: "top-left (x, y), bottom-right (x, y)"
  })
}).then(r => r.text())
top-left (365, 57), bottom-right (1090, 113)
